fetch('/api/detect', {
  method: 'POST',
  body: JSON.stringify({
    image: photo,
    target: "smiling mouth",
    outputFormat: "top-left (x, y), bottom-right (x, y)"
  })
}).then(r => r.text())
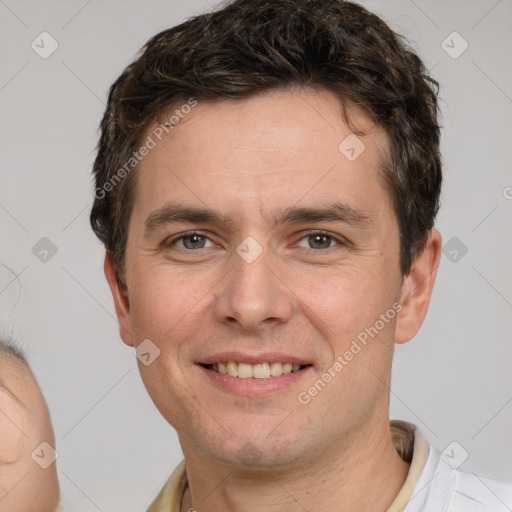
top-left (200, 361), bottom-right (312, 379)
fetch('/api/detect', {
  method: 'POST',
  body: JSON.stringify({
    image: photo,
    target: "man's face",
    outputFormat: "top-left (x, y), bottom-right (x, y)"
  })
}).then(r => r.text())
top-left (110, 88), bottom-right (410, 468)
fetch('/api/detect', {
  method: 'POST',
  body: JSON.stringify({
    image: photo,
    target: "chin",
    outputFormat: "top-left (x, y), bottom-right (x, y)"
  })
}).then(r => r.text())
top-left (195, 428), bottom-right (309, 471)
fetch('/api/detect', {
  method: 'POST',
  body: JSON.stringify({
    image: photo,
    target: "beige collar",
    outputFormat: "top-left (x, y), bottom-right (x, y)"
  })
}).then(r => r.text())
top-left (146, 420), bottom-right (430, 512)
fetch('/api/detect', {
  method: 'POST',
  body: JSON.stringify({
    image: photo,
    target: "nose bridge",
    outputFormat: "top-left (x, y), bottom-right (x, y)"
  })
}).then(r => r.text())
top-left (213, 241), bottom-right (293, 330)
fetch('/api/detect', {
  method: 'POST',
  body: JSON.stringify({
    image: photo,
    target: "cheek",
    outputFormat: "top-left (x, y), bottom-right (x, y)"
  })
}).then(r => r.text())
top-left (0, 388), bottom-right (25, 463)
top-left (128, 266), bottom-right (206, 426)
top-left (128, 263), bottom-right (221, 412)
top-left (129, 263), bottom-right (215, 342)
top-left (293, 264), bottom-right (397, 346)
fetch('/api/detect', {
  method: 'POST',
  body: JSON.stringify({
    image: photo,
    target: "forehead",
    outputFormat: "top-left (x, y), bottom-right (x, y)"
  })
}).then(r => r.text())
top-left (133, 87), bottom-right (391, 223)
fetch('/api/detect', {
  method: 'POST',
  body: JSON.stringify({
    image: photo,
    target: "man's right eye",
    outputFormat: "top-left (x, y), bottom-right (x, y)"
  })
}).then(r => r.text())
top-left (163, 231), bottom-right (215, 250)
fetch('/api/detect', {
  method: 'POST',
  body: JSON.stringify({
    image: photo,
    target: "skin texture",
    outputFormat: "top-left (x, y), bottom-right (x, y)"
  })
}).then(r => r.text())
top-left (105, 87), bottom-right (442, 512)
top-left (0, 349), bottom-right (60, 512)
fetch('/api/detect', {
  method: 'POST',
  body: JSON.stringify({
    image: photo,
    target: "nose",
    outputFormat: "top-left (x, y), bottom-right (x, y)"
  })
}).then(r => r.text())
top-left (212, 245), bottom-right (294, 332)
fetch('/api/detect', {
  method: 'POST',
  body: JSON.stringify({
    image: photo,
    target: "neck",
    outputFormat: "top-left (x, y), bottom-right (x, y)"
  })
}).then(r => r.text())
top-left (179, 420), bottom-right (410, 512)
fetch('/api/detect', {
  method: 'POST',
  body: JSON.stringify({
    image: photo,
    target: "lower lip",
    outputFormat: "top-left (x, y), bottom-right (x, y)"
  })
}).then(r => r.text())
top-left (197, 365), bottom-right (312, 396)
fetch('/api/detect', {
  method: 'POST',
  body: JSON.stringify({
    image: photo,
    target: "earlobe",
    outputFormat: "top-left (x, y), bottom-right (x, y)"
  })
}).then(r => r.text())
top-left (103, 252), bottom-right (135, 347)
top-left (395, 228), bottom-right (442, 345)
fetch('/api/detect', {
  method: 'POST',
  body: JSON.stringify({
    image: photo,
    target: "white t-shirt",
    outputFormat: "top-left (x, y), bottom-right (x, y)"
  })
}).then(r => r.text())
top-left (404, 431), bottom-right (512, 511)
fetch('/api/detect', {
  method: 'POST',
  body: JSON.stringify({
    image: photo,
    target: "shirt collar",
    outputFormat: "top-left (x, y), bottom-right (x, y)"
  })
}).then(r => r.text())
top-left (146, 420), bottom-right (430, 512)
top-left (386, 420), bottom-right (430, 511)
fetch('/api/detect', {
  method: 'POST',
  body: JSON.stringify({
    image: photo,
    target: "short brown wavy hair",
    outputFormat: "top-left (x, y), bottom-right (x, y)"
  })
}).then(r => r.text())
top-left (90, 0), bottom-right (442, 288)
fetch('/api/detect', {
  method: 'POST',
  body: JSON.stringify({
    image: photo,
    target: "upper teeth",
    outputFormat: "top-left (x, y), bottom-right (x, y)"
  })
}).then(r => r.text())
top-left (209, 362), bottom-right (304, 379)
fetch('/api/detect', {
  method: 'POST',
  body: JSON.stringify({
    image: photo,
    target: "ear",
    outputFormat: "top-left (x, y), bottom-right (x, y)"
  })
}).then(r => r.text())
top-left (104, 252), bottom-right (135, 347)
top-left (395, 228), bottom-right (442, 344)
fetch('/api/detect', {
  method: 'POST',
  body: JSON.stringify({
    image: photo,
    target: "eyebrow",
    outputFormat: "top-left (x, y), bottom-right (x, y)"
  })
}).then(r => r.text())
top-left (144, 201), bottom-right (372, 235)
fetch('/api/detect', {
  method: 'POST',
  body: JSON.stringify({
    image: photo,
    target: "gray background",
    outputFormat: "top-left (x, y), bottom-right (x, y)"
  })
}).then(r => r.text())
top-left (0, 0), bottom-right (511, 510)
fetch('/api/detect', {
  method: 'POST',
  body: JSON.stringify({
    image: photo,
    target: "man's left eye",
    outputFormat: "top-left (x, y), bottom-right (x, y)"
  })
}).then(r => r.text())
top-left (296, 232), bottom-right (343, 250)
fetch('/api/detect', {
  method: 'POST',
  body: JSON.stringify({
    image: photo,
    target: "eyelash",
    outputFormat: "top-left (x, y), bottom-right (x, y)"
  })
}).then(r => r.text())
top-left (163, 230), bottom-right (347, 252)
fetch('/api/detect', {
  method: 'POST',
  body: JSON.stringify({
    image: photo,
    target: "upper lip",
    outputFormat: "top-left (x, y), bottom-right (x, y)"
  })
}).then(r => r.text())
top-left (197, 352), bottom-right (311, 365)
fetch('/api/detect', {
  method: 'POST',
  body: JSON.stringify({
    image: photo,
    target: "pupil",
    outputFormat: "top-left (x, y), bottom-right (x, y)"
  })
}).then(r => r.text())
top-left (185, 235), bottom-right (205, 249)
top-left (311, 235), bottom-right (330, 249)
